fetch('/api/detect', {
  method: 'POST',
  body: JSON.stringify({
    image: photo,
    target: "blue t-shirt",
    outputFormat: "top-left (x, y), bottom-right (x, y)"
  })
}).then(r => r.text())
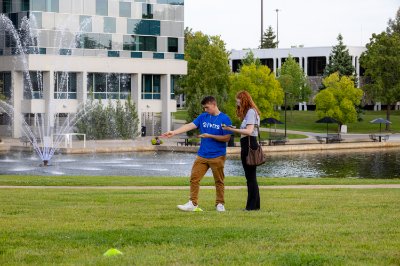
top-left (192, 112), bottom-right (232, 159)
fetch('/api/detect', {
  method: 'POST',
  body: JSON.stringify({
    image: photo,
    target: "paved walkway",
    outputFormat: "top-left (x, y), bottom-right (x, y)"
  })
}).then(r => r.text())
top-left (1, 184), bottom-right (400, 190)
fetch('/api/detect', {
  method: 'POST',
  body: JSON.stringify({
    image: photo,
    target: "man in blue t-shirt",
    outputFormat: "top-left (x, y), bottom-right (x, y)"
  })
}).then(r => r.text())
top-left (161, 96), bottom-right (232, 212)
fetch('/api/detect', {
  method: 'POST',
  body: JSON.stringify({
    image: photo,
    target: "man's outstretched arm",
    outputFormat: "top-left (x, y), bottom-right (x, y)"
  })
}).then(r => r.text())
top-left (161, 123), bottom-right (197, 138)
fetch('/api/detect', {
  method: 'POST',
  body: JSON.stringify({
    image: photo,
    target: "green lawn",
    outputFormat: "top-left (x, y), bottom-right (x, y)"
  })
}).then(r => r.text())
top-left (270, 110), bottom-right (400, 134)
top-left (1, 175), bottom-right (400, 186)
top-left (1, 187), bottom-right (399, 265)
top-left (174, 109), bottom-right (400, 134)
top-left (173, 109), bottom-right (189, 121)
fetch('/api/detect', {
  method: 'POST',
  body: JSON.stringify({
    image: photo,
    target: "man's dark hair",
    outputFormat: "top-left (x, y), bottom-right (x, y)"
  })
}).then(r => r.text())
top-left (201, 96), bottom-right (217, 105)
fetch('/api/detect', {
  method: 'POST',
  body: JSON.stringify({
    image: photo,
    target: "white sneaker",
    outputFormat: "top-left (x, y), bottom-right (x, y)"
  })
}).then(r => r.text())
top-left (177, 200), bottom-right (203, 212)
top-left (216, 203), bottom-right (225, 212)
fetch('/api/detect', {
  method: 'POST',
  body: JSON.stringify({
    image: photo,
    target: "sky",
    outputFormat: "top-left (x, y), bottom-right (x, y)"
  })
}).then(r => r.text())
top-left (184, 0), bottom-right (399, 50)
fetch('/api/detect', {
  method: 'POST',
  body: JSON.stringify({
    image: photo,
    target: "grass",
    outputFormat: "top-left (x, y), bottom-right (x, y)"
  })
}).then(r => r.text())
top-left (173, 109), bottom-right (189, 121)
top-left (0, 187), bottom-right (399, 265)
top-left (0, 175), bottom-right (400, 187)
top-left (173, 109), bottom-right (400, 134)
top-left (271, 110), bottom-right (400, 134)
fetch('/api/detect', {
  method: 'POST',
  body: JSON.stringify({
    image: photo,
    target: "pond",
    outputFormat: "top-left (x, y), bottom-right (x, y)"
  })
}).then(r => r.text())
top-left (1, 149), bottom-right (400, 178)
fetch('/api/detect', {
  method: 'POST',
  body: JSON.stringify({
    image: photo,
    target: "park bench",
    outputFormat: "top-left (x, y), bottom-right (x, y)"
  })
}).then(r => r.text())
top-left (327, 134), bottom-right (342, 143)
top-left (268, 133), bottom-right (288, 145)
top-left (20, 136), bottom-right (31, 146)
top-left (369, 134), bottom-right (378, 142)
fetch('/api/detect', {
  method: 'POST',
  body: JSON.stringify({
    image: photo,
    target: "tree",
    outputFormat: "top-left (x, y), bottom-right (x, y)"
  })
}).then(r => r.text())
top-left (360, 32), bottom-right (400, 129)
top-left (277, 55), bottom-right (311, 113)
top-left (315, 73), bottom-right (363, 129)
top-left (241, 50), bottom-right (261, 68)
top-left (179, 31), bottom-right (231, 122)
top-left (387, 7), bottom-right (400, 34)
top-left (324, 34), bottom-right (355, 78)
top-left (227, 63), bottom-right (284, 125)
top-left (260, 26), bottom-right (278, 49)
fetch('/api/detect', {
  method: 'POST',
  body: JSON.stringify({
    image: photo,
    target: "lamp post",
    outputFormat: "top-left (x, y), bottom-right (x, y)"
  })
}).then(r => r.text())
top-left (261, 0), bottom-right (264, 47)
top-left (284, 92), bottom-right (291, 138)
top-left (284, 92), bottom-right (287, 137)
top-left (275, 9), bottom-right (280, 48)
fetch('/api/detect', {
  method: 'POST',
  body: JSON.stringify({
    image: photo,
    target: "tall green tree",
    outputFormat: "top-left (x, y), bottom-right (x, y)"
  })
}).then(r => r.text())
top-left (315, 73), bottom-right (363, 129)
top-left (360, 32), bottom-right (400, 129)
top-left (260, 26), bottom-right (278, 49)
top-left (387, 7), bottom-right (400, 34)
top-left (241, 50), bottom-right (261, 68)
top-left (324, 34), bottom-right (355, 78)
top-left (227, 63), bottom-right (284, 125)
top-left (179, 31), bottom-right (231, 121)
top-left (277, 55), bottom-right (311, 113)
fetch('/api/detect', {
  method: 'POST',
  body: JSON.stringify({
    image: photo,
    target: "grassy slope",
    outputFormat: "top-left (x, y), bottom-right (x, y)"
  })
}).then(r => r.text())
top-left (0, 188), bottom-right (399, 265)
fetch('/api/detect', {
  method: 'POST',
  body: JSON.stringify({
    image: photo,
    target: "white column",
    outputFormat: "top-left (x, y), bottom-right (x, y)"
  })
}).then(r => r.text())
top-left (131, 73), bottom-right (142, 129)
top-left (161, 74), bottom-right (171, 132)
top-left (77, 71), bottom-right (87, 104)
top-left (43, 71), bottom-right (55, 134)
top-left (11, 71), bottom-right (23, 138)
top-left (273, 58), bottom-right (277, 76)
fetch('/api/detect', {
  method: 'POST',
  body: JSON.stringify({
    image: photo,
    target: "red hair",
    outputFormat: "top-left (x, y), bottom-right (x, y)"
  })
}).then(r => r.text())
top-left (236, 91), bottom-right (260, 120)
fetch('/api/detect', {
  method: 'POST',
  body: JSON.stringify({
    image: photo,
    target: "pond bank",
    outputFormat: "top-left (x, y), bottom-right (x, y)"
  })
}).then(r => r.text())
top-left (3, 137), bottom-right (400, 155)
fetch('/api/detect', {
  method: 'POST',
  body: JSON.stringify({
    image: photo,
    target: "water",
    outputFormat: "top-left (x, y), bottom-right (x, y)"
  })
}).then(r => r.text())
top-left (0, 14), bottom-right (96, 164)
top-left (1, 149), bottom-right (399, 178)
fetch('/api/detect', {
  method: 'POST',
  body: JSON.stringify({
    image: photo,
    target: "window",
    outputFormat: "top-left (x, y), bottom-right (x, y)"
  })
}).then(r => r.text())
top-left (127, 19), bottom-right (160, 35)
top-left (142, 75), bottom-right (161, 99)
top-left (0, 72), bottom-right (12, 99)
top-left (87, 73), bottom-right (131, 100)
top-left (157, 0), bottom-right (184, 5)
top-left (96, 0), bottom-right (108, 16)
top-left (29, 12), bottom-right (42, 29)
top-left (77, 33), bottom-right (112, 50)
top-left (123, 35), bottom-right (156, 52)
top-left (307, 57), bottom-right (326, 76)
top-left (104, 17), bottom-right (116, 33)
top-left (2, 1), bottom-right (12, 12)
top-left (80, 16), bottom-right (92, 32)
top-left (48, 0), bottom-right (59, 12)
top-left (54, 72), bottom-right (77, 99)
top-left (30, 0), bottom-right (58, 12)
top-left (31, 0), bottom-right (46, 11)
top-left (171, 75), bottom-right (179, 100)
top-left (168, 37), bottom-right (178, 52)
top-left (21, 0), bottom-right (30, 11)
top-left (142, 4), bottom-right (153, 19)
top-left (119, 2), bottom-right (131, 17)
top-left (24, 72), bottom-right (43, 99)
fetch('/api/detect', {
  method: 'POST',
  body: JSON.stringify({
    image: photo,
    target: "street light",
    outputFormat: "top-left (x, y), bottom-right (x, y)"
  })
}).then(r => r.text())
top-left (284, 91), bottom-right (291, 138)
top-left (275, 9), bottom-right (281, 48)
top-left (261, 0), bottom-right (264, 47)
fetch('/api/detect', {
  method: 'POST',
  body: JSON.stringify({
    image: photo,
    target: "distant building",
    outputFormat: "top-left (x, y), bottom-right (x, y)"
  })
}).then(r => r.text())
top-left (0, 0), bottom-right (186, 137)
top-left (230, 46), bottom-right (366, 104)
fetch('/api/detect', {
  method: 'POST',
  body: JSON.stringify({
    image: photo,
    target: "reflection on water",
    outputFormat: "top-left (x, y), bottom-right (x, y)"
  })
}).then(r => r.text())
top-left (0, 149), bottom-right (399, 178)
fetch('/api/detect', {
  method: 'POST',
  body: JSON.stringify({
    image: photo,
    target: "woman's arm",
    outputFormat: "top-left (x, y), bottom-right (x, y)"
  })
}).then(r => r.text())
top-left (222, 124), bottom-right (255, 136)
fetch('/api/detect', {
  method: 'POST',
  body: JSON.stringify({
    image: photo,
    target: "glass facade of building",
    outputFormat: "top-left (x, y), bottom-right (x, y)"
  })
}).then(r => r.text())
top-left (87, 73), bottom-right (131, 100)
top-left (54, 72), bottom-right (77, 99)
top-left (0, 0), bottom-right (184, 57)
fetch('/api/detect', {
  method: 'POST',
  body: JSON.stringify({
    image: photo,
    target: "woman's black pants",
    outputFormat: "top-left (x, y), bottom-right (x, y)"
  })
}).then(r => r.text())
top-left (240, 136), bottom-right (260, 210)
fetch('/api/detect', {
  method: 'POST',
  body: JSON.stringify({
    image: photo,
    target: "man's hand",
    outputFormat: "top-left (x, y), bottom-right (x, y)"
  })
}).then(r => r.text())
top-left (161, 131), bottom-right (175, 138)
top-left (198, 133), bottom-right (211, 138)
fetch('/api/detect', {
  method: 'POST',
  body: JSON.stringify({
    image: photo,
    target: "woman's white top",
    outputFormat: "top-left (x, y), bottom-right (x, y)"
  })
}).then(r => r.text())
top-left (240, 108), bottom-right (260, 137)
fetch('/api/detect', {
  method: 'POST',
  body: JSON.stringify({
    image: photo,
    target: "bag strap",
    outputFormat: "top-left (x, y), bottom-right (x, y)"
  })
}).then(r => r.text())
top-left (248, 110), bottom-right (261, 147)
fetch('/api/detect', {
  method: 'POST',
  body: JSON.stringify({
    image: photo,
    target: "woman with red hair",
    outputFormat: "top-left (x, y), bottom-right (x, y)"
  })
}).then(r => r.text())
top-left (223, 91), bottom-right (261, 210)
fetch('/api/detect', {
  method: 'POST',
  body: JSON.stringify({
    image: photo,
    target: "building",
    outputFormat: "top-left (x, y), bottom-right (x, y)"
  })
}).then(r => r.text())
top-left (0, 0), bottom-right (186, 137)
top-left (230, 46), bottom-right (366, 104)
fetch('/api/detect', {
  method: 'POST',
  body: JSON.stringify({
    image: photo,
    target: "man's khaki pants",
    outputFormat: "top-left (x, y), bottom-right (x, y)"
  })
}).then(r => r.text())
top-left (190, 155), bottom-right (226, 206)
